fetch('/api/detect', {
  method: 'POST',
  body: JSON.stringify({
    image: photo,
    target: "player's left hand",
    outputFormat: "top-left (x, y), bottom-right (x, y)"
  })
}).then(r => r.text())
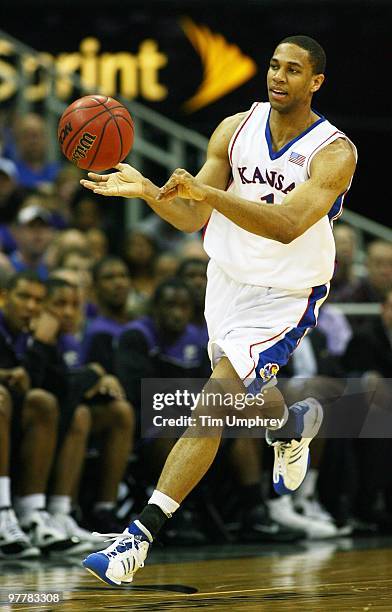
top-left (157, 168), bottom-right (206, 202)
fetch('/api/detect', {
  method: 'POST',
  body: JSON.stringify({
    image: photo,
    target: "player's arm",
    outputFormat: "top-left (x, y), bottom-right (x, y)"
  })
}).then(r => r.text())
top-left (80, 114), bottom-right (243, 233)
top-left (157, 138), bottom-right (357, 243)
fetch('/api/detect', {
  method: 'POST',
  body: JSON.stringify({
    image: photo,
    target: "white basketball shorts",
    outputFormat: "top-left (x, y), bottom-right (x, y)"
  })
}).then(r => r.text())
top-left (205, 260), bottom-right (329, 390)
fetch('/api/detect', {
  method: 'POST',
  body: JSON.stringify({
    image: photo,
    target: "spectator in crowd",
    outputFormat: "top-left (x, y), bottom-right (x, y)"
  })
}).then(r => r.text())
top-left (46, 228), bottom-right (89, 271)
top-left (115, 278), bottom-right (209, 543)
top-left (27, 278), bottom-right (99, 551)
top-left (86, 228), bottom-right (109, 263)
top-left (339, 289), bottom-right (392, 533)
top-left (9, 202), bottom-right (55, 280)
top-left (343, 288), bottom-right (392, 378)
top-left (8, 114), bottom-right (62, 189)
top-left (32, 277), bottom-right (135, 534)
top-left (54, 165), bottom-right (84, 224)
top-left (81, 257), bottom-right (131, 373)
top-left (153, 251), bottom-right (180, 286)
top-left (55, 246), bottom-right (97, 323)
top-left (123, 228), bottom-right (158, 317)
top-left (177, 257), bottom-right (209, 346)
top-left (341, 240), bottom-right (392, 303)
top-left (0, 272), bottom-right (78, 555)
top-left (69, 188), bottom-right (104, 232)
top-left (329, 223), bottom-right (362, 302)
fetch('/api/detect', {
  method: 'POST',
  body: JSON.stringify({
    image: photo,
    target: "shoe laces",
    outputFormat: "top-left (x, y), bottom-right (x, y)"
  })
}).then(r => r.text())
top-left (274, 442), bottom-right (292, 477)
top-left (92, 531), bottom-right (146, 569)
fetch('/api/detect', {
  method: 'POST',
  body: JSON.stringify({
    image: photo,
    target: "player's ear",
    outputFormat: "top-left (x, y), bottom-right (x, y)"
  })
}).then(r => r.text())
top-left (310, 73), bottom-right (325, 93)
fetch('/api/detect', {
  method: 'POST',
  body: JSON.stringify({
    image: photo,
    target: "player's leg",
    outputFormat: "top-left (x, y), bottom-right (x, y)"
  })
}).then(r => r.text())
top-left (0, 385), bottom-right (39, 558)
top-left (82, 355), bottom-right (243, 586)
top-left (14, 389), bottom-right (76, 554)
top-left (88, 398), bottom-right (134, 532)
top-left (48, 404), bottom-right (99, 552)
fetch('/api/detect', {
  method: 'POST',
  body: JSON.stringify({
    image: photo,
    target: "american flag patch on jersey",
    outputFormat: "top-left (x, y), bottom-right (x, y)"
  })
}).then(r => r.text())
top-left (289, 151), bottom-right (306, 166)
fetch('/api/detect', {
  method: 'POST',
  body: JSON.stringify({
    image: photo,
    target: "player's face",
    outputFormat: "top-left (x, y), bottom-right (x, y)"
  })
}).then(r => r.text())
top-left (96, 262), bottom-right (130, 308)
top-left (267, 43), bottom-right (323, 113)
top-left (47, 286), bottom-right (80, 333)
top-left (4, 279), bottom-right (46, 332)
top-left (155, 288), bottom-right (193, 335)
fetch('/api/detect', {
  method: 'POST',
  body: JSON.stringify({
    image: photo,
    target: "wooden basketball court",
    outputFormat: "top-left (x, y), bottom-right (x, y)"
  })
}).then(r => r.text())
top-left (1, 537), bottom-right (392, 611)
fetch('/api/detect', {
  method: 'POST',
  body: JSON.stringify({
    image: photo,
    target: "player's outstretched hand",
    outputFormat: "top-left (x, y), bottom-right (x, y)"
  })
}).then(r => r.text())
top-left (80, 163), bottom-right (147, 198)
top-left (157, 168), bottom-right (206, 202)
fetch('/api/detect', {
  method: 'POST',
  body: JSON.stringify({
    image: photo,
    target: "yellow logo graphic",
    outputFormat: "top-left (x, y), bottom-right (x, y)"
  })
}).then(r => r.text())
top-left (181, 18), bottom-right (257, 113)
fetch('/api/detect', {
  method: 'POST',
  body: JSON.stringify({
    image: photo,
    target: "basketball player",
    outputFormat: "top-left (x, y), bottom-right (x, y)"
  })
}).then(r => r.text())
top-left (81, 35), bottom-right (357, 585)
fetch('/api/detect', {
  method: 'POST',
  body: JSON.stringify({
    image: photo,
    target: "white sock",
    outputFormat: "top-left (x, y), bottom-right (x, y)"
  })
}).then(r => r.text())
top-left (0, 477), bottom-right (11, 508)
top-left (148, 490), bottom-right (180, 518)
top-left (48, 495), bottom-right (71, 515)
top-left (15, 494), bottom-right (46, 519)
top-left (94, 501), bottom-right (115, 512)
top-left (267, 404), bottom-right (289, 430)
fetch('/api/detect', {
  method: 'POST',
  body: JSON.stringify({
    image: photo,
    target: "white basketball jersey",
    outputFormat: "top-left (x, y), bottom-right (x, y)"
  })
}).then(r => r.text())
top-left (203, 102), bottom-right (357, 290)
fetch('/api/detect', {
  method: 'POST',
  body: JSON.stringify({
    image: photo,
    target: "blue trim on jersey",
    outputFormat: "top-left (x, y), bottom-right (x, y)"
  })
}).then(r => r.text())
top-left (265, 108), bottom-right (326, 160)
top-left (251, 284), bottom-right (328, 388)
top-left (328, 193), bottom-right (344, 221)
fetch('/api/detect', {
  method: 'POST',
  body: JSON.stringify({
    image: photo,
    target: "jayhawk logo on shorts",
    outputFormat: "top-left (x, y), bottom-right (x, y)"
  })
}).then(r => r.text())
top-left (259, 363), bottom-right (280, 381)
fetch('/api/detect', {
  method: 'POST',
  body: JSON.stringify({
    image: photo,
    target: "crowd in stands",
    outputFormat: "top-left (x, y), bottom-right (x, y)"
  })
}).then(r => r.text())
top-left (0, 110), bottom-right (391, 559)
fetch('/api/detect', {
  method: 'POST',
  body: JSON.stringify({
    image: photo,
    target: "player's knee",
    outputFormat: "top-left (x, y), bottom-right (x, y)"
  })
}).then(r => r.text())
top-left (71, 405), bottom-right (92, 437)
top-left (0, 385), bottom-right (12, 422)
top-left (108, 399), bottom-right (134, 430)
top-left (23, 389), bottom-right (59, 426)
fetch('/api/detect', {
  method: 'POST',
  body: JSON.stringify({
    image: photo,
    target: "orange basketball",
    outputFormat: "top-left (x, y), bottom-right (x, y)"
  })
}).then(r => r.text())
top-left (57, 95), bottom-right (134, 172)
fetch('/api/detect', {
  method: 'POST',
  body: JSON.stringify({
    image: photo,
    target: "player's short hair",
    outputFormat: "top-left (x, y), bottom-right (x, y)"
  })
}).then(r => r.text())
top-left (6, 271), bottom-right (45, 291)
top-left (45, 277), bottom-right (77, 297)
top-left (279, 35), bottom-right (326, 74)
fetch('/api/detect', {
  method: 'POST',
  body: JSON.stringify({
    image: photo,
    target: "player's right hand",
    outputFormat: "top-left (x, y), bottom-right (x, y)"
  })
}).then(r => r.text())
top-left (80, 163), bottom-right (148, 198)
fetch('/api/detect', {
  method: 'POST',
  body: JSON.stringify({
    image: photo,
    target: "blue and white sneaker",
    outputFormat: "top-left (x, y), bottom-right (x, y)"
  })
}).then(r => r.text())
top-left (266, 398), bottom-right (323, 495)
top-left (82, 521), bottom-right (152, 586)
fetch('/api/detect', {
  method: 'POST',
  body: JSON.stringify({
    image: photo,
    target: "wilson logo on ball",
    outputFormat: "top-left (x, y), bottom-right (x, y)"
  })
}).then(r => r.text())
top-left (58, 122), bottom-right (73, 146)
top-left (71, 132), bottom-right (97, 162)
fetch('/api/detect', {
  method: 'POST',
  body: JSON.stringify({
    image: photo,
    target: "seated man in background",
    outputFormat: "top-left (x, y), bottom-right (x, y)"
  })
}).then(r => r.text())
top-left (344, 240), bottom-right (392, 304)
top-left (30, 277), bottom-right (135, 534)
top-left (0, 272), bottom-right (79, 555)
top-left (340, 289), bottom-right (392, 532)
top-left (81, 256), bottom-right (131, 373)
